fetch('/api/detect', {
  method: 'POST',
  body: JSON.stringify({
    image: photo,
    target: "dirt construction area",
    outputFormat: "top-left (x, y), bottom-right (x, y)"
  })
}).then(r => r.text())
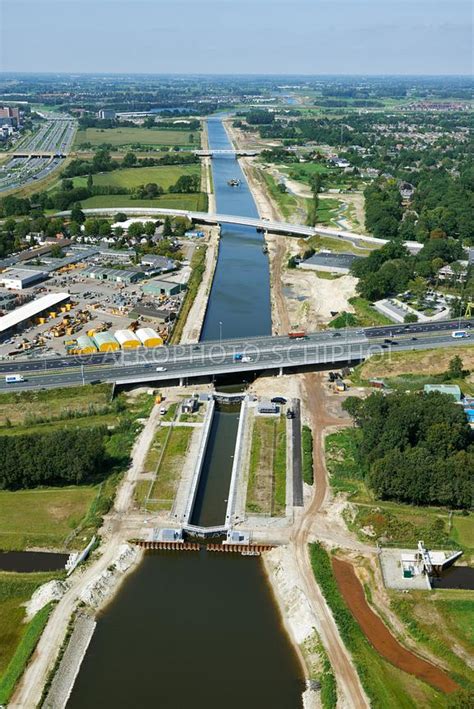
top-left (281, 268), bottom-right (357, 331)
top-left (332, 557), bottom-right (459, 694)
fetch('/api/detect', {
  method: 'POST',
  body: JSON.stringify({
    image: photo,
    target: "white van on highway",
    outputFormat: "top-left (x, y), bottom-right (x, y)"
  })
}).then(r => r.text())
top-left (5, 374), bottom-right (25, 384)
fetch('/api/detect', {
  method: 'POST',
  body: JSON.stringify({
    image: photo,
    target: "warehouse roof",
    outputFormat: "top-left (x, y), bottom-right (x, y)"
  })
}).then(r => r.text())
top-left (0, 292), bottom-right (69, 334)
top-left (424, 384), bottom-right (462, 402)
top-left (0, 268), bottom-right (46, 282)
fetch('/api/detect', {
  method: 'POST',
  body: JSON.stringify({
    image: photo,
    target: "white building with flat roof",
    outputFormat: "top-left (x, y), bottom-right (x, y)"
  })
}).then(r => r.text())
top-left (0, 292), bottom-right (70, 340)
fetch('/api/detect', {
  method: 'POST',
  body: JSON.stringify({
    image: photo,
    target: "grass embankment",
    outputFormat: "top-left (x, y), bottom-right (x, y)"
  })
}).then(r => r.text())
top-left (169, 245), bottom-right (207, 344)
top-left (74, 127), bottom-right (199, 149)
top-left (246, 416), bottom-right (286, 516)
top-left (0, 388), bottom-right (153, 550)
top-left (259, 170), bottom-right (299, 219)
top-left (389, 592), bottom-right (474, 691)
top-left (78, 192), bottom-right (208, 211)
top-left (68, 164), bottom-right (200, 191)
top-left (305, 235), bottom-right (379, 257)
top-left (0, 572), bottom-right (59, 704)
top-left (325, 429), bottom-right (474, 556)
top-left (352, 346), bottom-right (474, 397)
top-left (301, 425), bottom-right (314, 485)
top-left (330, 297), bottom-right (392, 329)
top-left (0, 384), bottom-right (112, 428)
top-left (144, 426), bottom-right (193, 510)
top-left (309, 544), bottom-right (446, 708)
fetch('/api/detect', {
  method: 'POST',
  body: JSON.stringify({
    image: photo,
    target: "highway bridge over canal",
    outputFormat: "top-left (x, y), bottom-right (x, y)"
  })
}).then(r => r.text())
top-left (0, 320), bottom-right (472, 391)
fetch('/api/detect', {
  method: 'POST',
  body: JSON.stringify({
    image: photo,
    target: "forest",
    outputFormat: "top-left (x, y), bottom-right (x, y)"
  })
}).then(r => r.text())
top-left (343, 391), bottom-right (473, 508)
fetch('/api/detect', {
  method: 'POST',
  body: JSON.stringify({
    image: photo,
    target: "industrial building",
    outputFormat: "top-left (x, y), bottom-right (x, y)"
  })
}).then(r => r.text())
top-left (0, 269), bottom-right (47, 290)
top-left (114, 329), bottom-right (141, 349)
top-left (136, 327), bottom-right (163, 348)
top-left (0, 292), bottom-right (70, 341)
top-left (142, 279), bottom-right (185, 297)
top-left (299, 251), bottom-right (361, 274)
top-left (423, 384), bottom-right (462, 402)
top-left (75, 335), bottom-right (98, 354)
top-left (92, 331), bottom-right (119, 352)
top-left (82, 266), bottom-right (145, 284)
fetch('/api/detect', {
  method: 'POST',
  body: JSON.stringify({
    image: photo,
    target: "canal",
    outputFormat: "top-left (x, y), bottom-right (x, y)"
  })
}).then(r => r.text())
top-left (189, 403), bottom-right (240, 528)
top-left (67, 118), bottom-right (304, 708)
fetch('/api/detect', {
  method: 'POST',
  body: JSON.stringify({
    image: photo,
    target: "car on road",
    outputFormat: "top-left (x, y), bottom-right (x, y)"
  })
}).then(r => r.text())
top-left (271, 396), bottom-right (287, 405)
top-left (156, 366), bottom-right (167, 372)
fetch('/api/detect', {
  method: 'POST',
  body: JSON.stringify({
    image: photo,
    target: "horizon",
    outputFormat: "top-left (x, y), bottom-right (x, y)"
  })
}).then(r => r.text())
top-left (1, 0), bottom-right (472, 75)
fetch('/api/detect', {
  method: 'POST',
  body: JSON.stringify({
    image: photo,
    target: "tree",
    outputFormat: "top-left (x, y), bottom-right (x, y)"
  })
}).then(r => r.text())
top-left (87, 174), bottom-right (93, 190)
top-left (408, 276), bottom-right (428, 306)
top-left (70, 203), bottom-right (85, 224)
top-left (114, 212), bottom-right (127, 222)
top-left (127, 221), bottom-right (145, 238)
top-left (122, 152), bottom-right (137, 168)
top-left (163, 216), bottom-right (173, 237)
top-left (447, 355), bottom-right (465, 380)
top-left (404, 313), bottom-right (418, 323)
top-left (49, 244), bottom-right (65, 258)
top-left (144, 221), bottom-right (156, 237)
top-left (84, 218), bottom-right (101, 236)
top-left (98, 221), bottom-right (112, 237)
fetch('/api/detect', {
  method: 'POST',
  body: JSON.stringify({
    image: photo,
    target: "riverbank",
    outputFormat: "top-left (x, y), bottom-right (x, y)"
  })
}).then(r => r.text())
top-left (263, 546), bottom-right (323, 709)
top-left (201, 120), bottom-right (216, 213)
top-left (179, 225), bottom-right (220, 344)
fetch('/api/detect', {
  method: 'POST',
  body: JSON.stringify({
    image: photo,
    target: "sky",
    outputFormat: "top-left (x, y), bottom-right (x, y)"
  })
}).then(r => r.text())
top-left (0, 0), bottom-right (472, 75)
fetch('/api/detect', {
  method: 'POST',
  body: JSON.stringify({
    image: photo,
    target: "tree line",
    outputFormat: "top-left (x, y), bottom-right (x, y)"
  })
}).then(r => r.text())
top-left (343, 391), bottom-right (473, 509)
top-left (0, 427), bottom-right (109, 490)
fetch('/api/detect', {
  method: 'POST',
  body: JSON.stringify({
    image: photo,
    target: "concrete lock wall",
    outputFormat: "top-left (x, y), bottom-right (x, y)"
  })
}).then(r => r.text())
top-left (182, 398), bottom-right (216, 528)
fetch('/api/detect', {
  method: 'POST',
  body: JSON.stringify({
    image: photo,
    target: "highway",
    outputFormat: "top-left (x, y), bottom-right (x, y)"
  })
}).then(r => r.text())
top-left (1, 319), bottom-right (472, 391)
top-left (0, 117), bottom-right (76, 193)
top-left (55, 207), bottom-right (424, 253)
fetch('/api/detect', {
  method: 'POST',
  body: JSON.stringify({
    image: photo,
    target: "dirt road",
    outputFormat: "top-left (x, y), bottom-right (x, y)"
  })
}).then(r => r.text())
top-left (333, 557), bottom-right (459, 694)
top-left (290, 373), bottom-right (369, 708)
top-left (11, 407), bottom-right (160, 708)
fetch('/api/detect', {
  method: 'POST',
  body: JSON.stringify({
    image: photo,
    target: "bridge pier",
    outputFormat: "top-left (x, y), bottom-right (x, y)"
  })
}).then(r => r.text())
top-left (279, 367), bottom-right (283, 377)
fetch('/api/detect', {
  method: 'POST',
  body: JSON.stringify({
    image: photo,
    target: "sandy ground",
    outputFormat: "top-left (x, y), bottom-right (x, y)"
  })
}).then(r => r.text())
top-left (282, 269), bottom-right (358, 332)
top-left (179, 226), bottom-right (220, 344)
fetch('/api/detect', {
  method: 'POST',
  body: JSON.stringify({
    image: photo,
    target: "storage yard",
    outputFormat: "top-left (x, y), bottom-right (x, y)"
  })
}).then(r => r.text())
top-left (0, 229), bottom-right (211, 360)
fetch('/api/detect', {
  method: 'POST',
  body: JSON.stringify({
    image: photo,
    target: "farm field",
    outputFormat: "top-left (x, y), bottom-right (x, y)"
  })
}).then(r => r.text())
top-left (74, 127), bottom-right (200, 149)
top-left (79, 192), bottom-right (208, 211)
top-left (0, 487), bottom-right (97, 550)
top-left (70, 164), bottom-right (200, 191)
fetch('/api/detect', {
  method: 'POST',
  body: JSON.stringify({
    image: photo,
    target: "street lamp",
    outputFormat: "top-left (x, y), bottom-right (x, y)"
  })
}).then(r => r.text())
top-left (219, 321), bottom-right (223, 344)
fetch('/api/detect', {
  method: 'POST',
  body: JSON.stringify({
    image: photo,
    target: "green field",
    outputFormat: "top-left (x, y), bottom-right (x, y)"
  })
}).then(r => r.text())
top-left (78, 192), bottom-right (208, 211)
top-left (147, 426), bottom-right (193, 510)
top-left (246, 416), bottom-right (286, 516)
top-left (0, 487), bottom-right (98, 550)
top-left (74, 127), bottom-right (200, 149)
top-left (72, 164), bottom-right (200, 191)
top-left (0, 572), bottom-right (58, 704)
top-left (325, 428), bottom-right (474, 556)
top-left (0, 384), bottom-right (112, 428)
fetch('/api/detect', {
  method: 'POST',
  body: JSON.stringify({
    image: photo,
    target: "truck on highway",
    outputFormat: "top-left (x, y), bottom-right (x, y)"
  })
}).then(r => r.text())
top-left (452, 330), bottom-right (469, 338)
top-left (5, 374), bottom-right (25, 384)
top-left (234, 353), bottom-right (243, 361)
top-left (288, 331), bottom-right (307, 340)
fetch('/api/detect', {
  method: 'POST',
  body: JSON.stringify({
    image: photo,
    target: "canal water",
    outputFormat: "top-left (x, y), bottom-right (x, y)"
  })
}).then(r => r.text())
top-left (68, 552), bottom-right (305, 709)
top-left (0, 550), bottom-right (67, 573)
top-left (67, 118), bottom-right (304, 708)
top-left (189, 404), bottom-right (240, 528)
top-left (200, 117), bottom-right (271, 340)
